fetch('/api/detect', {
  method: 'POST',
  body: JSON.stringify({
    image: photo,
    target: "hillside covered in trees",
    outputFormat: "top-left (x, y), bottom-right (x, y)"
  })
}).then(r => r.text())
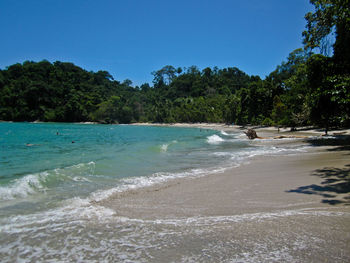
top-left (0, 0), bottom-right (349, 131)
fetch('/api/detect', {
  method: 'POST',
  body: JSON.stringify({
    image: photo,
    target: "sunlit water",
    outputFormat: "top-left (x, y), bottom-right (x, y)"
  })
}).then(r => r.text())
top-left (2, 123), bottom-right (346, 262)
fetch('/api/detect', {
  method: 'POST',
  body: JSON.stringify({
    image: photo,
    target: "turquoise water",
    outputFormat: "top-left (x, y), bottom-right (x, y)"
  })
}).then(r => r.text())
top-left (0, 123), bottom-right (256, 212)
top-left (0, 122), bottom-right (311, 262)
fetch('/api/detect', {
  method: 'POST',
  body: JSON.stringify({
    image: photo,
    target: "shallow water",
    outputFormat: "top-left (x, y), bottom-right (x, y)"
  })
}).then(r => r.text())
top-left (0, 122), bottom-right (320, 262)
top-left (1, 205), bottom-right (349, 262)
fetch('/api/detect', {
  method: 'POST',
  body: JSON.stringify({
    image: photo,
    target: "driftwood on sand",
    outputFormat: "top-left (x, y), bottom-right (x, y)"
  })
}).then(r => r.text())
top-left (244, 129), bottom-right (260, 139)
top-left (244, 128), bottom-right (309, 140)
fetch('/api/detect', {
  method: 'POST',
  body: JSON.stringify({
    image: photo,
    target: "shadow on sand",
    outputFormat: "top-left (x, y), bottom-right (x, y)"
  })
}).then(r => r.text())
top-left (287, 135), bottom-right (350, 205)
top-left (305, 135), bottom-right (350, 153)
top-left (287, 165), bottom-right (350, 205)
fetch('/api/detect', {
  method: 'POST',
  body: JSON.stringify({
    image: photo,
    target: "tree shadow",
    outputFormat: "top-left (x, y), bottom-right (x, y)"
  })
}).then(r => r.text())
top-left (305, 135), bottom-right (350, 153)
top-left (286, 164), bottom-right (350, 205)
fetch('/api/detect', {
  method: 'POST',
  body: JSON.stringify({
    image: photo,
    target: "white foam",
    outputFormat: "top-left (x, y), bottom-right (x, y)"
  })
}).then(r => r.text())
top-left (0, 198), bottom-right (117, 234)
top-left (89, 167), bottom-right (222, 203)
top-left (0, 173), bottom-right (47, 200)
top-left (207, 134), bottom-right (225, 144)
top-left (160, 140), bottom-right (177, 152)
top-left (71, 176), bottom-right (92, 182)
top-left (220, 130), bottom-right (229, 136)
top-left (212, 145), bottom-right (311, 168)
top-left (160, 143), bottom-right (169, 152)
top-left (0, 161), bottom-right (96, 201)
top-left (136, 208), bottom-right (350, 227)
top-left (2, 203), bottom-right (348, 236)
top-left (1, 200), bottom-right (349, 263)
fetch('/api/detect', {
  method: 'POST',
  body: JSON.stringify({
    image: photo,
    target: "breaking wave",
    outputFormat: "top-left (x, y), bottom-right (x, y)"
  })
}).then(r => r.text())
top-left (160, 140), bottom-right (177, 152)
top-left (207, 134), bottom-right (225, 144)
top-left (0, 162), bottom-right (95, 201)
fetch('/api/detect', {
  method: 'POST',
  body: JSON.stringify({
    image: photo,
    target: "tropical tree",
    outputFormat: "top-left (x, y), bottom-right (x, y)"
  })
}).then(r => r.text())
top-left (303, 0), bottom-right (350, 72)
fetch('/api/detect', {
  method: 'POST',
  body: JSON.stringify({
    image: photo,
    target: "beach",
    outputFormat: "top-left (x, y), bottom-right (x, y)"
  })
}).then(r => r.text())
top-left (101, 147), bottom-right (350, 218)
top-left (99, 125), bottom-right (350, 261)
top-left (1, 123), bottom-right (350, 262)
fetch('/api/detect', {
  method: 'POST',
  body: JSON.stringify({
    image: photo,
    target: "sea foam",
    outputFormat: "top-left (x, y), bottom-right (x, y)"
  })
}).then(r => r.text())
top-left (220, 130), bottom-right (229, 136)
top-left (207, 134), bottom-right (225, 144)
top-left (160, 140), bottom-right (177, 152)
top-left (0, 173), bottom-right (47, 200)
top-left (0, 161), bottom-right (95, 201)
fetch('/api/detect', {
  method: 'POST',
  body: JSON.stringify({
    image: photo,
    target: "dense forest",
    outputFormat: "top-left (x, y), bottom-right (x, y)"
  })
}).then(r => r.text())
top-left (0, 0), bottom-right (349, 131)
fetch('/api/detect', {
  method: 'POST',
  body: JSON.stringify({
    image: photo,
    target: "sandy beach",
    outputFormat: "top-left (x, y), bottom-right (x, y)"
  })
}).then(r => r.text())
top-left (104, 125), bottom-right (350, 217)
top-left (102, 148), bottom-right (350, 218)
top-left (100, 124), bottom-right (350, 262)
top-left (1, 123), bottom-right (350, 262)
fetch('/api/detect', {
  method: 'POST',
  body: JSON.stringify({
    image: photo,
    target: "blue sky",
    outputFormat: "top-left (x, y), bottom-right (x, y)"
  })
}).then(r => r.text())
top-left (0, 0), bottom-right (313, 86)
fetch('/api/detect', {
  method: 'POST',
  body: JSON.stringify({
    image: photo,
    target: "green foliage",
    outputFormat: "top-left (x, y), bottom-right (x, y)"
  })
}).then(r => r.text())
top-left (306, 54), bottom-right (350, 130)
top-left (303, 0), bottom-right (350, 71)
top-left (271, 96), bottom-right (288, 126)
top-left (0, 32), bottom-right (349, 130)
top-left (0, 61), bottom-right (134, 123)
top-left (300, 1), bottom-right (350, 131)
top-left (262, 117), bottom-right (273, 127)
top-left (0, 1), bottom-right (349, 129)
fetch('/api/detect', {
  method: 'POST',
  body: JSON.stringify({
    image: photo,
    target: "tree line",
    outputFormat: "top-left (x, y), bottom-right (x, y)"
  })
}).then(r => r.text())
top-left (0, 0), bottom-right (349, 131)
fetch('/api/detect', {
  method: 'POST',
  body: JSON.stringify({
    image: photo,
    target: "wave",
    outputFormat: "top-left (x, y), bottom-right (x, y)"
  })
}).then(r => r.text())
top-left (1, 202), bottom-right (348, 237)
top-left (212, 145), bottom-right (310, 162)
top-left (1, 204), bottom-right (348, 262)
top-left (160, 140), bottom-right (177, 152)
top-left (1, 165), bottom-right (213, 203)
top-left (0, 166), bottom-right (229, 232)
top-left (140, 208), bottom-right (350, 226)
top-left (0, 173), bottom-right (47, 200)
top-left (220, 130), bottom-right (229, 136)
top-left (160, 144), bottom-right (169, 152)
top-left (90, 166), bottom-right (225, 203)
top-left (207, 134), bottom-right (225, 144)
top-left (0, 162), bottom-right (95, 201)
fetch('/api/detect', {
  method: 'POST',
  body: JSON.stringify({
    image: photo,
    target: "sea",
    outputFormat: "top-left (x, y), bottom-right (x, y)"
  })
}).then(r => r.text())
top-left (0, 122), bottom-right (330, 262)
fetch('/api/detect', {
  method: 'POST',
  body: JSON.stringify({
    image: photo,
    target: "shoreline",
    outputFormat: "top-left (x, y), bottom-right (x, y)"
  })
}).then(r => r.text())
top-left (96, 132), bottom-right (350, 260)
top-left (2, 122), bottom-right (350, 261)
top-left (96, 122), bottom-right (350, 218)
top-left (131, 122), bottom-right (350, 137)
top-left (101, 143), bottom-right (350, 219)
top-left (3, 120), bottom-right (350, 137)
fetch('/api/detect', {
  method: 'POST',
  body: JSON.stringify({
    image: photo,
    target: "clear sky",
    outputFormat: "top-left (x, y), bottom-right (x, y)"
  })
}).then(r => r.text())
top-left (0, 0), bottom-right (313, 86)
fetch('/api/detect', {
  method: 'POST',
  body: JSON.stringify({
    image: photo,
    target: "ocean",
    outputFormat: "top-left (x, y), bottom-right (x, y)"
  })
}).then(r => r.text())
top-left (0, 122), bottom-right (311, 262)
